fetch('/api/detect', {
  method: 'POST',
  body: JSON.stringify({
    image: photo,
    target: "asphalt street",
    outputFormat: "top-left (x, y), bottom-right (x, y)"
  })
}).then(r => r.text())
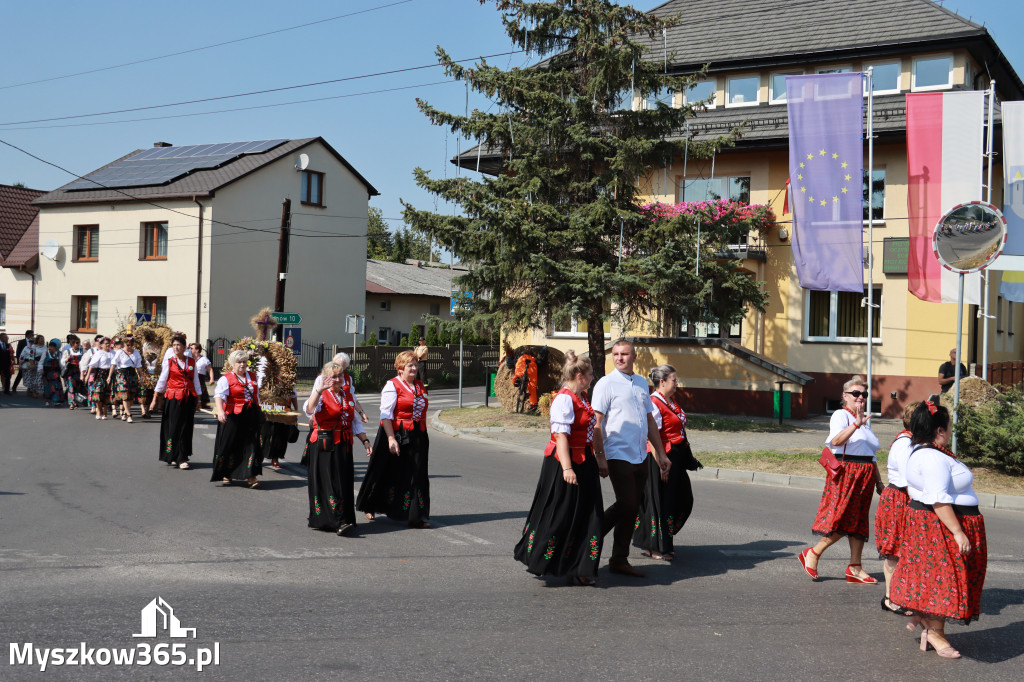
top-left (1, 388), bottom-right (1022, 680)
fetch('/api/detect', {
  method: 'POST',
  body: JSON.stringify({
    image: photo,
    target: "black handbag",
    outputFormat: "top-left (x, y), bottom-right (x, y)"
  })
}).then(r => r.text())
top-left (287, 424), bottom-right (301, 443)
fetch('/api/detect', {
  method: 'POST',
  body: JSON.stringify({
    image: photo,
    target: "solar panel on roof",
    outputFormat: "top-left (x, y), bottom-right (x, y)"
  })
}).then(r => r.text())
top-left (65, 139), bottom-right (288, 191)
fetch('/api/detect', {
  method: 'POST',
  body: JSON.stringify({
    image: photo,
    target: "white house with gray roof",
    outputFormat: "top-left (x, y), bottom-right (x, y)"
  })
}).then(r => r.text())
top-left (31, 136), bottom-right (377, 346)
top-left (365, 259), bottom-right (464, 344)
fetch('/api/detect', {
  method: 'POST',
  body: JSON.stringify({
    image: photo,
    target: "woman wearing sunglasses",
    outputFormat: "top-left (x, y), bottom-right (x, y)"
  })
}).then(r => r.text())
top-left (798, 375), bottom-right (884, 583)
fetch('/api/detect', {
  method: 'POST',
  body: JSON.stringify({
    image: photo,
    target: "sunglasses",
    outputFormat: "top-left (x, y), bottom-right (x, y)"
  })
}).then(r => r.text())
top-left (844, 390), bottom-right (868, 398)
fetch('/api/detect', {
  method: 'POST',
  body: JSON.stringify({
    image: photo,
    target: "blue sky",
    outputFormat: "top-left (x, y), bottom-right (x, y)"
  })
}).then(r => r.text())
top-left (1, 0), bottom-right (1022, 236)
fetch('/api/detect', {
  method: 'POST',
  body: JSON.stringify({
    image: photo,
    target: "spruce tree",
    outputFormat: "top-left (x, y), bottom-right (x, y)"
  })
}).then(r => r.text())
top-left (405, 0), bottom-right (770, 375)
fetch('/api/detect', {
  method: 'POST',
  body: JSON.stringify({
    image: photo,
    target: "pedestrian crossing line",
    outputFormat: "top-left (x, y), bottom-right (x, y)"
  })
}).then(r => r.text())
top-left (202, 433), bottom-right (215, 439)
top-left (431, 521), bottom-right (493, 545)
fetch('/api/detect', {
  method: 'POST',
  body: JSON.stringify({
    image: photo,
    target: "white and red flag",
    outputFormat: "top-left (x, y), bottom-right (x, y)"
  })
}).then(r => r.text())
top-left (906, 91), bottom-right (984, 303)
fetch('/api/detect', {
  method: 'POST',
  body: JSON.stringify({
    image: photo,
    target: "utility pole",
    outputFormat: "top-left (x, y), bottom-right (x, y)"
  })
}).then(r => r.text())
top-left (274, 198), bottom-right (292, 342)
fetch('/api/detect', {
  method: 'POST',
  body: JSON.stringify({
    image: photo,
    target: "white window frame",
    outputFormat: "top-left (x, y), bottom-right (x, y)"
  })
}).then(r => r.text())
top-left (912, 54), bottom-right (954, 92)
top-left (769, 71), bottom-right (803, 104)
top-left (643, 87), bottom-right (676, 110)
top-left (816, 65), bottom-right (852, 74)
top-left (804, 287), bottom-right (883, 343)
top-left (864, 60), bottom-right (901, 96)
top-left (379, 300), bottom-right (390, 311)
top-left (682, 78), bottom-right (717, 110)
top-left (377, 327), bottom-right (391, 345)
top-left (725, 74), bottom-right (760, 108)
top-left (548, 315), bottom-right (612, 339)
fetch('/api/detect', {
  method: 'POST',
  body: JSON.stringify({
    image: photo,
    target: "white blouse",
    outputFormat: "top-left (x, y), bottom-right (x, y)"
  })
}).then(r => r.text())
top-left (549, 393), bottom-right (575, 435)
top-left (195, 356), bottom-right (212, 375)
top-left (112, 348), bottom-right (142, 369)
top-left (886, 434), bottom-right (913, 488)
top-left (825, 409), bottom-right (880, 460)
top-left (906, 446), bottom-right (978, 506)
top-left (87, 349), bottom-right (113, 370)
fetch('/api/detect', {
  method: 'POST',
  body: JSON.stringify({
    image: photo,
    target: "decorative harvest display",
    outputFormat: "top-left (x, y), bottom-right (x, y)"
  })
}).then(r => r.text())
top-left (227, 307), bottom-right (299, 423)
top-left (113, 319), bottom-right (177, 393)
top-left (494, 345), bottom-right (566, 414)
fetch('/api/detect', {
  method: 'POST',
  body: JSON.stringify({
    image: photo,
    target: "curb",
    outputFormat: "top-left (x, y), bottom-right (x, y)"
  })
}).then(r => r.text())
top-left (433, 411), bottom-right (1024, 513)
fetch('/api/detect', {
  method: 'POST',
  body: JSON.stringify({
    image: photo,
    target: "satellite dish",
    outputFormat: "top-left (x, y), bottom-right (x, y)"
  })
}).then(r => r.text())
top-left (41, 239), bottom-right (61, 261)
top-left (294, 154), bottom-right (309, 171)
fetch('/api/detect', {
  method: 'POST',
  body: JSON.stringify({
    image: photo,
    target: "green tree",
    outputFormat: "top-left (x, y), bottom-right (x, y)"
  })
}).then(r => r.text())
top-left (425, 322), bottom-right (440, 346)
top-left (391, 227), bottom-right (439, 263)
top-left (404, 0), bottom-right (769, 375)
top-left (366, 206), bottom-right (393, 260)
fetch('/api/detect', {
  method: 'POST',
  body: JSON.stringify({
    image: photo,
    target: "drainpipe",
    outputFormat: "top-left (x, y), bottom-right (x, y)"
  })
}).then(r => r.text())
top-left (194, 198), bottom-right (204, 343)
top-left (27, 268), bottom-right (36, 330)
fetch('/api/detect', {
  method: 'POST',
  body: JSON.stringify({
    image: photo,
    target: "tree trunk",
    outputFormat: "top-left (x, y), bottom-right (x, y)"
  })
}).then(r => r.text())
top-left (588, 309), bottom-right (606, 379)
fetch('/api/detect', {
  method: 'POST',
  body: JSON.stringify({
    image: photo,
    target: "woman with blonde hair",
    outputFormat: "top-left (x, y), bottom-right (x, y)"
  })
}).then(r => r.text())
top-left (515, 350), bottom-right (607, 585)
top-left (798, 375), bottom-right (884, 582)
top-left (357, 349), bottom-right (431, 528)
top-left (304, 361), bottom-right (371, 535)
top-left (210, 350), bottom-right (263, 488)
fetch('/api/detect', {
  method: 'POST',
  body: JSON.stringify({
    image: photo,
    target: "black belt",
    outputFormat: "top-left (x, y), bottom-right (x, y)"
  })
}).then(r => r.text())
top-left (837, 455), bottom-right (875, 464)
top-left (908, 500), bottom-right (981, 516)
top-left (886, 483), bottom-right (907, 493)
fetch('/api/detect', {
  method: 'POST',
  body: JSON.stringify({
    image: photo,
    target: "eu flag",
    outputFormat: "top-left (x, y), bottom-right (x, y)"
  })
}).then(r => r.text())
top-left (786, 73), bottom-right (865, 292)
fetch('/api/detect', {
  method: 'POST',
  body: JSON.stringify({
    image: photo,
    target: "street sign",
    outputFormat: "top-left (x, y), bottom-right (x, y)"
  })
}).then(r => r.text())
top-left (270, 311), bottom-right (301, 325)
top-left (345, 315), bottom-right (365, 335)
top-left (134, 313), bottom-right (152, 324)
top-left (450, 289), bottom-right (473, 314)
top-left (283, 327), bottom-right (301, 356)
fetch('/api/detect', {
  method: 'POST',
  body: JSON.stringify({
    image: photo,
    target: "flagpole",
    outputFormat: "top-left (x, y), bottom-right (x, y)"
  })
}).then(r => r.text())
top-left (981, 79), bottom-right (997, 380)
top-left (865, 67), bottom-right (876, 416)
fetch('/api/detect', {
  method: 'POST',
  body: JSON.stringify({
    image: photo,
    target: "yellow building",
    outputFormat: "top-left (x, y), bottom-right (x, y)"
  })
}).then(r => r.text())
top-left (470, 0), bottom-right (1024, 417)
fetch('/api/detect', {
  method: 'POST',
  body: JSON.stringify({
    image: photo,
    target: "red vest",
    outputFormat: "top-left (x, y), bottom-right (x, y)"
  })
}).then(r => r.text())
top-left (389, 377), bottom-right (428, 432)
top-left (165, 356), bottom-right (196, 401)
top-left (223, 371), bottom-right (259, 414)
top-left (650, 393), bottom-right (686, 452)
top-left (545, 388), bottom-right (594, 465)
top-left (309, 381), bottom-right (354, 445)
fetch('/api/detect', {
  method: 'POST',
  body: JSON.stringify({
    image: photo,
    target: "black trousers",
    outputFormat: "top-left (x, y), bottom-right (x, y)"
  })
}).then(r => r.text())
top-left (602, 459), bottom-right (649, 564)
top-left (0, 366), bottom-right (10, 393)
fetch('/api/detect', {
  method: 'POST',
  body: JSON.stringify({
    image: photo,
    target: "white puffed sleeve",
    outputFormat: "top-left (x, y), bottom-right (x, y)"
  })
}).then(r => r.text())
top-left (379, 381), bottom-right (399, 420)
top-left (214, 375), bottom-right (231, 401)
top-left (549, 393), bottom-right (575, 434)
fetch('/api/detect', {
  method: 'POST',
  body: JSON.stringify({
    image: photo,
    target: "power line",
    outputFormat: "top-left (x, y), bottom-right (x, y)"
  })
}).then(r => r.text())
top-left (0, 51), bottom-right (524, 127)
top-left (0, 80), bottom-right (454, 132)
top-left (0, 0), bottom-right (419, 91)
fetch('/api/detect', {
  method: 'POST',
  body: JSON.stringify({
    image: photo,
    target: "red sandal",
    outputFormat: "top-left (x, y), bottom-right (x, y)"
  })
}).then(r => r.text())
top-left (798, 547), bottom-right (821, 581)
top-left (846, 563), bottom-right (879, 584)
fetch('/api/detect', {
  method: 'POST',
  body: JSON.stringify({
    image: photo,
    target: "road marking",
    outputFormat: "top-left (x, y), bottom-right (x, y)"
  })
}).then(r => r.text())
top-left (203, 433), bottom-right (215, 439)
top-left (431, 521), bottom-right (492, 545)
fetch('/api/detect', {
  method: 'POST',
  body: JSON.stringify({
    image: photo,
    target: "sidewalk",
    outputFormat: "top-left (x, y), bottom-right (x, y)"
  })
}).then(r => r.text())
top-left (431, 410), bottom-right (1024, 513)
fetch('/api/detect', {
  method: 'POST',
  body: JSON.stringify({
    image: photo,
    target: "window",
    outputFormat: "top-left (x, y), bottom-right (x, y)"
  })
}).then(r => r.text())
top-left (817, 65), bottom-right (852, 74)
top-left (996, 295), bottom-right (1004, 333)
top-left (379, 300), bottom-right (391, 311)
top-left (680, 175), bottom-right (750, 203)
top-left (74, 296), bottom-right (98, 333)
top-left (0, 293), bottom-right (5, 327)
top-left (612, 87), bottom-right (635, 111)
top-left (137, 297), bottom-right (167, 325)
top-left (863, 169), bottom-right (885, 222)
top-left (725, 75), bottom-right (759, 107)
top-left (549, 303), bottom-right (612, 337)
top-left (644, 87), bottom-right (675, 110)
top-left (805, 287), bottom-right (881, 342)
top-left (683, 79), bottom-right (716, 109)
top-left (140, 221), bottom-right (168, 260)
top-left (73, 225), bottom-right (99, 262)
top-left (377, 327), bottom-right (390, 345)
top-left (913, 55), bottom-right (953, 91)
top-left (680, 317), bottom-right (741, 339)
top-left (865, 61), bottom-right (901, 95)
top-left (770, 71), bottom-right (802, 104)
top-left (429, 302), bottom-right (440, 316)
top-left (300, 170), bottom-right (325, 206)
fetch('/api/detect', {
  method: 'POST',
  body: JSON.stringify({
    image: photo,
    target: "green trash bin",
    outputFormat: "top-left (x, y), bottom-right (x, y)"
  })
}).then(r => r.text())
top-left (485, 364), bottom-right (498, 406)
top-left (773, 389), bottom-right (791, 420)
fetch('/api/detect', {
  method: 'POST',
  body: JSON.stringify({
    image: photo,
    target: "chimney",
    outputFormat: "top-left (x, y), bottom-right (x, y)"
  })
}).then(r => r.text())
top-left (153, 141), bottom-right (172, 148)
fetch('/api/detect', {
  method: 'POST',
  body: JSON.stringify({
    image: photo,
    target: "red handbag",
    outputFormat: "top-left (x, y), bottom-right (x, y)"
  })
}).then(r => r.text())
top-left (818, 443), bottom-right (847, 481)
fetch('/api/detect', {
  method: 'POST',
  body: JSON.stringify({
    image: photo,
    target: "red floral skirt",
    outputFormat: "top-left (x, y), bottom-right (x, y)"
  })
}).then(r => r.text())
top-left (811, 461), bottom-right (875, 541)
top-left (890, 506), bottom-right (987, 625)
top-left (874, 485), bottom-right (909, 559)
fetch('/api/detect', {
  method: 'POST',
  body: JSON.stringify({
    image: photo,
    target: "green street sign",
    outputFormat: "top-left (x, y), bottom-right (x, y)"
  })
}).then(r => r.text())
top-left (271, 312), bottom-right (301, 325)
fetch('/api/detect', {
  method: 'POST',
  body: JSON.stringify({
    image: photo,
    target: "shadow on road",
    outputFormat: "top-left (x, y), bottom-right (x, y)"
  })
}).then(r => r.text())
top-left (981, 587), bottom-right (1024, 616)
top-left (951, 619), bottom-right (1024, 663)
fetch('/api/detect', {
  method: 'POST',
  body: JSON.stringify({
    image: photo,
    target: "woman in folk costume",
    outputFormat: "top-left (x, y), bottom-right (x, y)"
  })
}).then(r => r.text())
top-left (151, 335), bottom-right (202, 469)
top-left (300, 352), bottom-right (367, 468)
top-left (85, 337), bottom-right (114, 419)
top-left (514, 351), bottom-right (607, 585)
top-left (633, 364), bottom-right (701, 562)
top-left (211, 350), bottom-right (263, 488)
top-left (890, 401), bottom-right (988, 660)
top-left (875, 401), bottom-right (920, 616)
top-left (108, 335), bottom-right (143, 423)
top-left (80, 335), bottom-right (101, 413)
top-left (40, 339), bottom-right (64, 406)
top-left (304, 360), bottom-right (371, 535)
top-left (356, 350), bottom-right (432, 529)
top-left (60, 335), bottom-right (85, 410)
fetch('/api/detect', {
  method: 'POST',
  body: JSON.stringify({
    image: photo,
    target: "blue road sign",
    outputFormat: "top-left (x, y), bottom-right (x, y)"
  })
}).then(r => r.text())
top-left (284, 327), bottom-right (301, 356)
top-left (134, 313), bottom-right (152, 324)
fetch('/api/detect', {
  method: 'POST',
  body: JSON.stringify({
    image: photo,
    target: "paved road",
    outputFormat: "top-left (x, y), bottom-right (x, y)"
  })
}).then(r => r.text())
top-left (1, 392), bottom-right (1022, 680)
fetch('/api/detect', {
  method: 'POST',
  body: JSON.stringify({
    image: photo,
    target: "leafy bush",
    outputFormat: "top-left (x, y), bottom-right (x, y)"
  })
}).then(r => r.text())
top-left (955, 386), bottom-right (1024, 475)
top-left (399, 335), bottom-right (409, 346)
top-left (350, 366), bottom-right (379, 394)
top-left (366, 331), bottom-right (378, 346)
top-left (425, 323), bottom-right (440, 346)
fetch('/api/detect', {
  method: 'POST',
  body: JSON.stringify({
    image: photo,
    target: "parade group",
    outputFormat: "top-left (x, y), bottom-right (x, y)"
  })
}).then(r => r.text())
top-left (2, 328), bottom-right (986, 660)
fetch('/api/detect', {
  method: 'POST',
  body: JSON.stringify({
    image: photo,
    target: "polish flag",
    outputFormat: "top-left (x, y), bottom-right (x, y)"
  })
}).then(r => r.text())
top-left (906, 91), bottom-right (984, 303)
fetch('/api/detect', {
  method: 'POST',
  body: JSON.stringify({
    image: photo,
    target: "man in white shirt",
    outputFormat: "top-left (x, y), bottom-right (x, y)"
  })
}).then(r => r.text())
top-left (592, 339), bottom-right (670, 577)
